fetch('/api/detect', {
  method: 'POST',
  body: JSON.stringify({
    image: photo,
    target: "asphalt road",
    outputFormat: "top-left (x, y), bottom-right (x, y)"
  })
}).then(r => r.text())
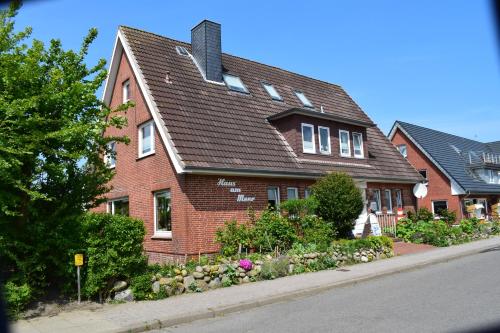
top-left (154, 247), bottom-right (500, 333)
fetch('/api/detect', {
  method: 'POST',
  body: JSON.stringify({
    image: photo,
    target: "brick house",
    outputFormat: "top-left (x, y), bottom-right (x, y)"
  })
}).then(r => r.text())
top-left (389, 121), bottom-right (500, 221)
top-left (97, 20), bottom-right (422, 262)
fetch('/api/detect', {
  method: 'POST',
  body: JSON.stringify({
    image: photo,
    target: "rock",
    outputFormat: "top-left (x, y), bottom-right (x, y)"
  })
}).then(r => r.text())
top-left (242, 276), bottom-right (250, 283)
top-left (218, 264), bottom-right (228, 274)
top-left (175, 275), bottom-right (184, 282)
top-left (181, 269), bottom-right (188, 277)
top-left (361, 256), bottom-right (369, 263)
top-left (152, 281), bottom-right (160, 294)
top-left (183, 275), bottom-right (195, 289)
top-left (203, 265), bottom-right (210, 272)
top-left (159, 277), bottom-right (173, 286)
top-left (195, 266), bottom-right (203, 273)
top-left (232, 262), bottom-right (239, 269)
top-left (112, 280), bottom-right (128, 292)
top-left (265, 255), bottom-right (272, 260)
top-left (192, 272), bottom-right (205, 279)
top-left (380, 253), bottom-right (387, 259)
top-left (175, 283), bottom-right (185, 295)
top-left (239, 272), bottom-right (246, 277)
top-left (255, 260), bottom-right (263, 265)
top-left (247, 269), bottom-right (258, 277)
top-left (237, 267), bottom-right (246, 273)
top-left (114, 288), bottom-right (134, 302)
top-left (203, 275), bottom-right (211, 282)
top-left (211, 265), bottom-right (219, 272)
top-left (254, 265), bottom-right (262, 273)
top-left (195, 280), bottom-right (209, 292)
top-left (288, 264), bottom-right (295, 274)
top-left (174, 268), bottom-right (181, 275)
top-left (208, 277), bottom-right (222, 289)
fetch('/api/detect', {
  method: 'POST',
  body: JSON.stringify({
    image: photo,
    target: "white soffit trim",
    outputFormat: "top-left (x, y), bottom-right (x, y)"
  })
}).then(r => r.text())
top-left (102, 29), bottom-right (185, 174)
top-left (390, 123), bottom-right (465, 195)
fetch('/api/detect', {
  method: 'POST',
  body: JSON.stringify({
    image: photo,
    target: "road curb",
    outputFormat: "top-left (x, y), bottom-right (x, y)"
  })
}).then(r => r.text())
top-left (60, 238), bottom-right (500, 333)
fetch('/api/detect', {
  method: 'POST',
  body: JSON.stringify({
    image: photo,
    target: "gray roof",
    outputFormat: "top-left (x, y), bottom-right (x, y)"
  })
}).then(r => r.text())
top-left (392, 121), bottom-right (500, 194)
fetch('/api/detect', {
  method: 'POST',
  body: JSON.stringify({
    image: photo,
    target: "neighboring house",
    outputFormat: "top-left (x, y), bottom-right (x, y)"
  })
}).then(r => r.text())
top-left (389, 121), bottom-right (500, 220)
top-left (97, 20), bottom-right (422, 262)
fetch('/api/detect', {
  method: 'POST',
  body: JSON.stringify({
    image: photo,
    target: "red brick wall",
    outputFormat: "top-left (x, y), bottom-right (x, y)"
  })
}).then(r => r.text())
top-left (391, 129), bottom-right (461, 216)
top-left (271, 114), bottom-right (369, 164)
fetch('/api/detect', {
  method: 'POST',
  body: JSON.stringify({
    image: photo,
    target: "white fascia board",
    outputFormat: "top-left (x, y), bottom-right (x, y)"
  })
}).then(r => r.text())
top-left (390, 122), bottom-right (466, 194)
top-left (101, 29), bottom-right (185, 174)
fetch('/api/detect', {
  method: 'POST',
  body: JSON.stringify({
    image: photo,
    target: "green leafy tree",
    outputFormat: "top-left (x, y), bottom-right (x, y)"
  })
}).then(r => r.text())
top-left (0, 2), bottom-right (130, 310)
top-left (311, 173), bottom-right (363, 238)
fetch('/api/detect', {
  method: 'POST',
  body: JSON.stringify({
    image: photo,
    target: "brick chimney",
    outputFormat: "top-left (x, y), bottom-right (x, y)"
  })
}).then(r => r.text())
top-left (191, 20), bottom-right (222, 83)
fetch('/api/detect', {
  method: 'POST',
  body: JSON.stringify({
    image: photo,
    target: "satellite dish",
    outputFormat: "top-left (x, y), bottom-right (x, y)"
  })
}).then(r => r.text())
top-left (413, 183), bottom-right (428, 199)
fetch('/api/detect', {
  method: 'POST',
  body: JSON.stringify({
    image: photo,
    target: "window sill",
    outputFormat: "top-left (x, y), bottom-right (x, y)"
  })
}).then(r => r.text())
top-left (320, 151), bottom-right (331, 155)
top-left (303, 150), bottom-right (317, 154)
top-left (151, 234), bottom-right (172, 240)
top-left (137, 151), bottom-right (155, 161)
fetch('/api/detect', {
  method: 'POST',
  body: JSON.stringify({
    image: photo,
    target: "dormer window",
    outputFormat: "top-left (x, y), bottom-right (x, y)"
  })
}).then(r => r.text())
top-left (318, 126), bottom-right (331, 154)
top-left (223, 74), bottom-right (249, 93)
top-left (294, 91), bottom-right (313, 108)
top-left (352, 132), bottom-right (364, 158)
top-left (339, 130), bottom-right (351, 157)
top-left (301, 123), bottom-right (316, 154)
top-left (262, 83), bottom-right (282, 101)
top-left (122, 79), bottom-right (130, 103)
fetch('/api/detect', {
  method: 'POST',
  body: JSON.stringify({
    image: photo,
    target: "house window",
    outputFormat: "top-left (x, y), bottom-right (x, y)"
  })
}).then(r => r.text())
top-left (384, 189), bottom-right (393, 213)
top-left (339, 130), bottom-right (351, 157)
top-left (304, 187), bottom-right (312, 198)
top-left (107, 197), bottom-right (129, 216)
top-left (223, 74), bottom-right (249, 93)
top-left (262, 83), bottom-right (282, 101)
top-left (301, 123), bottom-right (316, 154)
top-left (287, 187), bottom-right (298, 200)
top-left (352, 132), bottom-right (364, 158)
top-left (395, 189), bottom-right (403, 209)
top-left (267, 186), bottom-right (280, 210)
top-left (138, 121), bottom-right (155, 158)
top-left (105, 141), bottom-right (116, 168)
top-left (294, 91), bottom-right (313, 108)
top-left (371, 189), bottom-right (382, 213)
top-left (154, 190), bottom-right (172, 237)
top-left (432, 200), bottom-right (448, 215)
top-left (318, 126), bottom-right (331, 154)
top-left (122, 79), bottom-right (130, 103)
top-left (419, 169), bottom-right (428, 180)
top-left (397, 144), bottom-right (407, 158)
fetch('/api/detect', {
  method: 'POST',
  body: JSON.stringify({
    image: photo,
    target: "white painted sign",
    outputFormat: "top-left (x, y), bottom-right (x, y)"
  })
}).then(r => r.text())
top-left (217, 178), bottom-right (236, 187)
top-left (217, 178), bottom-right (255, 203)
top-left (236, 194), bottom-right (256, 202)
top-left (369, 214), bottom-right (382, 236)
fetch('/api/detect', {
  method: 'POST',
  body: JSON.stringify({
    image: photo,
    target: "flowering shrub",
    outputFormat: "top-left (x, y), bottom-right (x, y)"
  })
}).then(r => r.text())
top-left (239, 259), bottom-right (253, 271)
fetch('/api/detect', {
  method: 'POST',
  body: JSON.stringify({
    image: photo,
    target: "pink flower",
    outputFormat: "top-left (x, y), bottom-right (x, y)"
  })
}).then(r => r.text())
top-left (239, 259), bottom-right (253, 271)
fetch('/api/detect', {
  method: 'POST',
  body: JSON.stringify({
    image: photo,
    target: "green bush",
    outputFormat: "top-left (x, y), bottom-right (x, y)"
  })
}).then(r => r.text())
top-left (215, 219), bottom-right (253, 256)
top-left (436, 209), bottom-right (457, 226)
top-left (332, 236), bottom-right (393, 254)
top-left (260, 256), bottom-right (289, 280)
top-left (299, 215), bottom-right (334, 251)
top-left (407, 208), bottom-right (434, 223)
top-left (80, 213), bottom-right (147, 300)
top-left (130, 273), bottom-right (154, 301)
top-left (311, 173), bottom-right (363, 238)
top-left (280, 197), bottom-right (318, 221)
top-left (253, 211), bottom-right (297, 253)
top-left (4, 281), bottom-right (32, 319)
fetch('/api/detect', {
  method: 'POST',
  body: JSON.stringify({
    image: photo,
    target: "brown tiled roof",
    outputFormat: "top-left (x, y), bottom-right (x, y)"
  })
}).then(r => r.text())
top-left (120, 26), bottom-right (422, 182)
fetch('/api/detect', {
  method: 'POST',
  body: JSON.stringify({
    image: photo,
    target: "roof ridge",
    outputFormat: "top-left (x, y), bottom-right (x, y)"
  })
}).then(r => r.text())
top-left (118, 25), bottom-right (344, 90)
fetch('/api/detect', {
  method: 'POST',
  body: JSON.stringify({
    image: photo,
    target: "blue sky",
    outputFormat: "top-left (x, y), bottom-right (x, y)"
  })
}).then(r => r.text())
top-left (10, 0), bottom-right (500, 141)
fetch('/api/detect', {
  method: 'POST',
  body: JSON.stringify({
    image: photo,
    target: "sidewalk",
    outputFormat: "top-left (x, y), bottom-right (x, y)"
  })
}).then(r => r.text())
top-left (12, 237), bottom-right (500, 333)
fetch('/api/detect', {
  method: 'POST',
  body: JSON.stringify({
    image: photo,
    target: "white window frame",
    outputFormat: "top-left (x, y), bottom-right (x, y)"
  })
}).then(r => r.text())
top-left (384, 189), bottom-right (393, 213)
top-left (107, 197), bottom-right (129, 215)
top-left (294, 91), bottom-right (313, 108)
top-left (339, 130), bottom-right (351, 157)
top-left (154, 190), bottom-right (172, 238)
top-left (304, 187), bottom-right (312, 199)
top-left (104, 141), bottom-right (116, 168)
top-left (352, 132), bottom-right (364, 158)
top-left (262, 82), bottom-right (283, 101)
top-left (267, 186), bottom-right (280, 210)
top-left (301, 123), bottom-right (316, 154)
top-left (138, 121), bottom-right (155, 158)
top-left (397, 144), bottom-right (407, 158)
top-left (318, 126), bottom-right (331, 155)
top-left (287, 187), bottom-right (299, 200)
top-left (395, 189), bottom-right (403, 209)
top-left (373, 189), bottom-right (382, 214)
top-left (431, 200), bottom-right (448, 215)
top-left (223, 73), bottom-right (249, 93)
top-left (122, 79), bottom-right (130, 103)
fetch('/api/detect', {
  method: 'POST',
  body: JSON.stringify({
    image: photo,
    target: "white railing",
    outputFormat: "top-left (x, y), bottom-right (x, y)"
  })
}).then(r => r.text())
top-left (376, 213), bottom-right (397, 236)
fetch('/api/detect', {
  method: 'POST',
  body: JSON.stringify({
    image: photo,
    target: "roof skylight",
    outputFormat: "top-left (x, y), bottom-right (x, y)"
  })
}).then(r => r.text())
top-left (262, 83), bottom-right (283, 101)
top-left (176, 46), bottom-right (189, 56)
top-left (223, 74), bottom-right (249, 93)
top-left (294, 91), bottom-right (313, 108)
